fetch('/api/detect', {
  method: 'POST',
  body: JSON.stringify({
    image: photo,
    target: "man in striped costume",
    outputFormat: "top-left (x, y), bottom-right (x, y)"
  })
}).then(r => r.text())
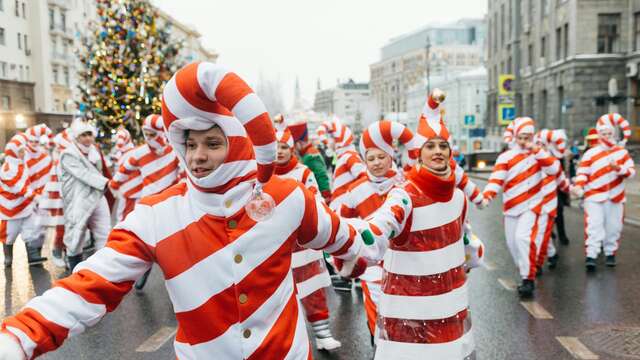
top-left (336, 90), bottom-right (483, 359)
top-left (0, 134), bottom-right (46, 267)
top-left (39, 130), bottom-right (73, 268)
top-left (274, 128), bottom-right (341, 351)
top-left (534, 129), bottom-right (570, 272)
top-left (0, 62), bottom-right (366, 360)
top-left (323, 119), bottom-right (367, 212)
top-left (483, 117), bottom-right (560, 297)
top-left (108, 127), bottom-right (142, 223)
top-left (340, 119), bottom-right (414, 344)
top-left (288, 120), bottom-right (333, 202)
top-left (572, 113), bottom-right (635, 270)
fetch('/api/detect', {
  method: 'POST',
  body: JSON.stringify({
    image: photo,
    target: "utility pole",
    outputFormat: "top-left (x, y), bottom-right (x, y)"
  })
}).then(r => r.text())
top-left (425, 36), bottom-right (431, 94)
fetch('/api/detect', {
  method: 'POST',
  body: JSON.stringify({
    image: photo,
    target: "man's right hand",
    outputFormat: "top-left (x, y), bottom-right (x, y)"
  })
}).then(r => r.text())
top-left (0, 333), bottom-right (26, 360)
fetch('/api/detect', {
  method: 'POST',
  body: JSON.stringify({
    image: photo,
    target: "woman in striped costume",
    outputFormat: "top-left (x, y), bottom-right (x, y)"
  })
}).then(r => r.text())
top-left (0, 134), bottom-right (46, 267)
top-left (0, 62), bottom-right (366, 360)
top-left (274, 128), bottom-right (341, 351)
top-left (571, 113), bottom-right (635, 270)
top-left (109, 127), bottom-right (142, 223)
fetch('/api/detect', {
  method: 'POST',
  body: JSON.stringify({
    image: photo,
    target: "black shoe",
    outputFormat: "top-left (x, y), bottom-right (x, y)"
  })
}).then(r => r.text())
top-left (605, 255), bottom-right (616, 267)
top-left (135, 269), bottom-right (152, 290)
top-left (330, 275), bottom-right (353, 292)
top-left (517, 280), bottom-right (535, 298)
top-left (559, 236), bottom-right (570, 246)
top-left (548, 255), bottom-right (559, 269)
top-left (536, 267), bottom-right (543, 277)
top-left (67, 254), bottom-right (83, 272)
top-left (3, 244), bottom-right (13, 268)
top-left (26, 245), bottom-right (47, 266)
top-left (551, 232), bottom-right (557, 240)
top-left (585, 257), bottom-right (597, 272)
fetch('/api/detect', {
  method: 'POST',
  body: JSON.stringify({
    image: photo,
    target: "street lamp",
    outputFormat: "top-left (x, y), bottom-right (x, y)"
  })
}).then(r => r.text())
top-left (425, 36), bottom-right (431, 94)
top-left (15, 114), bottom-right (26, 129)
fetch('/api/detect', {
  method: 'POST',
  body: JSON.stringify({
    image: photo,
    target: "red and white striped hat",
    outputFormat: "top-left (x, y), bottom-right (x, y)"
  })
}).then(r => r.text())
top-left (26, 124), bottom-right (52, 143)
top-left (4, 133), bottom-right (28, 159)
top-left (511, 117), bottom-right (535, 136)
top-left (315, 124), bottom-right (329, 145)
top-left (537, 129), bottom-right (567, 158)
top-left (503, 121), bottom-right (515, 144)
top-left (414, 91), bottom-right (451, 148)
top-left (596, 113), bottom-right (631, 145)
top-left (322, 118), bottom-right (354, 149)
top-left (53, 129), bottom-right (73, 152)
top-left (276, 128), bottom-right (294, 148)
top-left (115, 127), bottom-right (133, 149)
top-left (161, 62), bottom-right (276, 188)
top-left (359, 120), bottom-right (417, 161)
top-left (142, 114), bottom-right (164, 133)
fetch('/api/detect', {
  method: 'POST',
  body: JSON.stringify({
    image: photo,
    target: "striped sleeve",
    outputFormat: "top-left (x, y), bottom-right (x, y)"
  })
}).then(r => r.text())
top-left (346, 154), bottom-right (366, 179)
top-left (617, 150), bottom-right (636, 179)
top-left (454, 165), bottom-right (483, 205)
top-left (297, 184), bottom-right (361, 260)
top-left (483, 153), bottom-right (508, 200)
top-left (1, 212), bottom-right (154, 358)
top-left (535, 148), bottom-right (560, 176)
top-left (574, 152), bottom-right (592, 187)
top-left (110, 154), bottom-right (140, 190)
top-left (556, 169), bottom-right (570, 192)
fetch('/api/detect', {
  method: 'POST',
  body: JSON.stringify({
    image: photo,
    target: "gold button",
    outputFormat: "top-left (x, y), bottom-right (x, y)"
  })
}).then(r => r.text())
top-left (234, 254), bottom-right (243, 264)
top-left (224, 200), bottom-right (233, 208)
top-left (228, 220), bottom-right (237, 229)
top-left (239, 293), bottom-right (248, 304)
top-left (243, 329), bottom-right (251, 338)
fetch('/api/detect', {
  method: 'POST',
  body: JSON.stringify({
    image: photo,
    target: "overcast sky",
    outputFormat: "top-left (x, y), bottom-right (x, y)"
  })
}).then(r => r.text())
top-left (153, 0), bottom-right (488, 109)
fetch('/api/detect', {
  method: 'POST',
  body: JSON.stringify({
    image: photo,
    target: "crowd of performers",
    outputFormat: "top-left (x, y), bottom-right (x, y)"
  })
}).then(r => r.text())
top-left (0, 61), bottom-right (634, 360)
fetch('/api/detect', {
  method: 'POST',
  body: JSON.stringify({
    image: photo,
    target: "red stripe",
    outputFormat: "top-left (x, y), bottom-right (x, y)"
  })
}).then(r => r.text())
top-left (383, 265), bottom-right (466, 296)
top-left (3, 308), bottom-right (70, 357)
top-left (381, 309), bottom-right (470, 344)
top-left (246, 293), bottom-right (299, 360)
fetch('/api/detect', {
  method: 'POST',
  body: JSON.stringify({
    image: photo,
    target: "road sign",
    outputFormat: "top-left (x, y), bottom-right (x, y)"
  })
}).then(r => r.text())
top-left (499, 74), bottom-right (515, 96)
top-left (498, 104), bottom-right (516, 125)
top-left (469, 128), bottom-right (486, 138)
top-left (464, 115), bottom-right (475, 126)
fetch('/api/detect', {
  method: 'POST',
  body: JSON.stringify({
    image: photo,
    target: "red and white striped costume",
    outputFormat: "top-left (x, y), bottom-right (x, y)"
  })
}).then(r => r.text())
top-left (109, 127), bottom-right (142, 221)
top-left (574, 115), bottom-right (635, 259)
top-left (38, 130), bottom-right (73, 250)
top-left (324, 119), bottom-right (367, 211)
top-left (534, 129), bottom-right (570, 266)
top-left (0, 134), bottom-right (39, 246)
top-left (598, 113), bottom-right (631, 147)
top-left (483, 117), bottom-right (560, 280)
top-left (110, 115), bottom-right (179, 199)
top-left (350, 94), bottom-right (481, 359)
top-left (274, 129), bottom-right (332, 325)
top-left (24, 124), bottom-right (53, 196)
top-left (0, 62), bottom-right (363, 359)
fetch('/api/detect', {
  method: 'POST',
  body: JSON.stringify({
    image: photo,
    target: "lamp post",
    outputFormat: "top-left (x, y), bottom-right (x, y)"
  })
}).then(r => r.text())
top-left (425, 36), bottom-right (432, 94)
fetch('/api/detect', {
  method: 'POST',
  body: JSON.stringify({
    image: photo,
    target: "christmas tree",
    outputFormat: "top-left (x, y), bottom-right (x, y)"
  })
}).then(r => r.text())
top-left (76, 0), bottom-right (183, 140)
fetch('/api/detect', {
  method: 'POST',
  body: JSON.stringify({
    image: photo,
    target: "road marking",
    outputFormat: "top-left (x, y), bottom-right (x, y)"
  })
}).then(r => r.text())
top-left (483, 260), bottom-right (496, 271)
top-left (136, 326), bottom-right (177, 352)
top-left (497, 278), bottom-right (517, 291)
top-left (520, 301), bottom-right (554, 319)
top-left (556, 337), bottom-right (599, 359)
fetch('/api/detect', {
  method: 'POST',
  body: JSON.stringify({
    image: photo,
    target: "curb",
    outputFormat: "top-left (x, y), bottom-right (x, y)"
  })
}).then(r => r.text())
top-left (467, 174), bottom-right (640, 228)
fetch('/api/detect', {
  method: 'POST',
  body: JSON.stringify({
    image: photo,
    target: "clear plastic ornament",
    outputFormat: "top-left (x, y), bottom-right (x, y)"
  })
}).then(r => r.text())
top-left (245, 183), bottom-right (276, 222)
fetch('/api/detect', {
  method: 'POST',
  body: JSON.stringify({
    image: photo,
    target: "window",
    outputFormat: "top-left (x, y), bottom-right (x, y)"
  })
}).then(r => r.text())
top-left (540, 90), bottom-right (548, 127)
top-left (528, 43), bottom-right (533, 67)
top-left (501, 4), bottom-right (505, 47)
top-left (0, 0), bottom-right (4, 11)
top-left (542, 0), bottom-right (550, 17)
top-left (564, 24), bottom-right (569, 58)
top-left (48, 8), bottom-right (54, 30)
top-left (1, 96), bottom-right (10, 111)
top-left (0, 27), bottom-right (4, 45)
top-left (13, 0), bottom-right (17, 16)
top-left (60, 11), bottom-right (66, 30)
top-left (23, 33), bottom-right (27, 51)
top-left (528, 93), bottom-right (535, 116)
top-left (63, 67), bottom-right (69, 86)
top-left (0, 61), bottom-right (6, 78)
top-left (17, 32), bottom-right (21, 49)
top-left (527, 0), bottom-right (533, 26)
top-left (556, 27), bottom-right (562, 60)
top-left (25, 65), bottom-right (29, 81)
top-left (52, 67), bottom-right (58, 84)
top-left (21, 1), bottom-right (24, 18)
top-left (598, 14), bottom-right (621, 53)
top-left (634, 12), bottom-right (640, 51)
top-left (18, 65), bottom-right (23, 81)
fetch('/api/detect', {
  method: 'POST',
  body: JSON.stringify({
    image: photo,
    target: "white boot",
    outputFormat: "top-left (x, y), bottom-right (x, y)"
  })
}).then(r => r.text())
top-left (311, 319), bottom-right (341, 351)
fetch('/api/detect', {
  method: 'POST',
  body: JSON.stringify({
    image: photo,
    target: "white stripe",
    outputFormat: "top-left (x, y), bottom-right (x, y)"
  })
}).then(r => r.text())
top-left (5, 326), bottom-right (37, 359)
top-left (291, 249), bottom-right (324, 268)
top-left (75, 247), bottom-right (151, 283)
top-left (379, 283), bottom-right (468, 320)
top-left (410, 190), bottom-right (464, 231)
top-left (383, 240), bottom-right (465, 276)
top-left (556, 337), bottom-right (600, 359)
top-left (497, 278), bottom-right (517, 291)
top-left (520, 301), bottom-right (554, 319)
top-left (375, 328), bottom-right (474, 360)
top-left (179, 324), bottom-right (243, 359)
top-left (163, 77), bottom-right (221, 121)
top-left (296, 271), bottom-right (331, 298)
top-left (231, 93), bottom-right (268, 125)
top-left (253, 141), bottom-right (277, 165)
top-left (196, 62), bottom-right (230, 102)
top-left (26, 287), bottom-right (107, 337)
top-left (136, 326), bottom-right (177, 352)
top-left (368, 125), bottom-right (394, 156)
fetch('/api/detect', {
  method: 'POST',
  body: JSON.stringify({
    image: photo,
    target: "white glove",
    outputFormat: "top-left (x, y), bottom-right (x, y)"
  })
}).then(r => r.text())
top-left (476, 197), bottom-right (489, 210)
top-left (619, 139), bottom-right (627, 148)
top-left (0, 333), bottom-right (26, 360)
top-left (570, 185), bottom-right (584, 198)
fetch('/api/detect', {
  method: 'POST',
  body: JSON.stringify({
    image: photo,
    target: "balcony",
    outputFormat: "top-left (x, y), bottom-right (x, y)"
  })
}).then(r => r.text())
top-left (49, 24), bottom-right (74, 39)
top-left (47, 0), bottom-right (71, 9)
top-left (50, 52), bottom-right (72, 65)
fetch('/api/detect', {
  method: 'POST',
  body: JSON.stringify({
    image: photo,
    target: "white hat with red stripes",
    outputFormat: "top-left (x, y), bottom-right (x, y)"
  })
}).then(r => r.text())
top-left (537, 129), bottom-right (567, 158)
top-left (276, 128), bottom-right (294, 148)
top-left (322, 118), bottom-right (354, 150)
top-left (413, 89), bottom-right (452, 149)
top-left (143, 114), bottom-right (165, 133)
top-left (26, 124), bottom-right (52, 143)
top-left (115, 127), bottom-right (133, 149)
top-left (596, 113), bottom-right (631, 146)
top-left (161, 61), bottom-right (277, 189)
top-left (4, 133), bottom-right (28, 159)
top-left (53, 129), bottom-right (73, 152)
top-left (359, 120), bottom-right (417, 162)
top-left (70, 118), bottom-right (97, 138)
top-left (511, 117), bottom-right (535, 136)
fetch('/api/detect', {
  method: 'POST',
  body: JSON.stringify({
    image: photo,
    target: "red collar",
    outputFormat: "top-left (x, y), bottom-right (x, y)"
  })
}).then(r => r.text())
top-left (406, 164), bottom-right (455, 202)
top-left (275, 155), bottom-right (299, 175)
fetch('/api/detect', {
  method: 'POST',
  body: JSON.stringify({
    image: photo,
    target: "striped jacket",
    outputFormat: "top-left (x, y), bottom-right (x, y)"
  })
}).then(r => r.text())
top-left (24, 148), bottom-right (52, 196)
top-left (38, 160), bottom-right (64, 227)
top-left (329, 148), bottom-right (366, 211)
top-left (574, 144), bottom-right (635, 203)
top-left (359, 168), bottom-right (474, 359)
top-left (2, 177), bottom-right (361, 359)
top-left (0, 157), bottom-right (36, 220)
top-left (110, 144), bottom-right (179, 198)
top-left (483, 147), bottom-right (560, 216)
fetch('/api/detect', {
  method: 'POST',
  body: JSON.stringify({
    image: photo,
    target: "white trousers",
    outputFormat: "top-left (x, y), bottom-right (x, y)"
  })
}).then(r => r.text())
top-left (65, 196), bottom-right (111, 256)
top-left (0, 215), bottom-right (40, 246)
top-left (504, 211), bottom-right (541, 280)
top-left (584, 201), bottom-right (624, 259)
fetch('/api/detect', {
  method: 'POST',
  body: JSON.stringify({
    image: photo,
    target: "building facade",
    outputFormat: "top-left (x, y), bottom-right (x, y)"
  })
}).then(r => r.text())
top-left (370, 19), bottom-right (486, 119)
top-left (487, 0), bottom-right (640, 141)
top-left (313, 79), bottom-right (372, 133)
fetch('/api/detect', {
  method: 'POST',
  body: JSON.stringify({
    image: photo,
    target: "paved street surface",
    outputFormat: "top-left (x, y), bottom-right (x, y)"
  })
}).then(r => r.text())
top-left (1, 177), bottom-right (639, 359)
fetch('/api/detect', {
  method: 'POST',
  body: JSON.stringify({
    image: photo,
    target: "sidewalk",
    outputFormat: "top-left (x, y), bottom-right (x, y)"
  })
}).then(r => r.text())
top-left (468, 171), bottom-right (640, 227)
